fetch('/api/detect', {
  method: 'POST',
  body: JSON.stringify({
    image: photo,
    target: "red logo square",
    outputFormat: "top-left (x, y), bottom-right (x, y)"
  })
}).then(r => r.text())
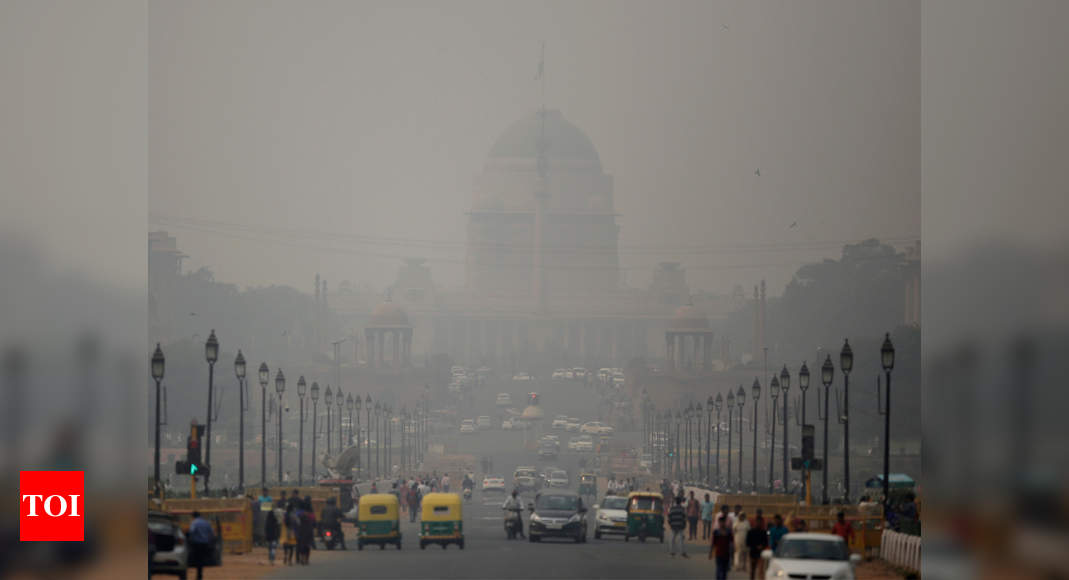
top-left (20, 471), bottom-right (84, 541)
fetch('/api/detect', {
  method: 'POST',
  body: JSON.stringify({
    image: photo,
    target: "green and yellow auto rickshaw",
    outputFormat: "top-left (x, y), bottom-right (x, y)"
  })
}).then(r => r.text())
top-left (578, 473), bottom-right (597, 498)
top-left (624, 491), bottom-right (664, 543)
top-left (357, 493), bottom-right (402, 550)
top-left (419, 492), bottom-right (464, 550)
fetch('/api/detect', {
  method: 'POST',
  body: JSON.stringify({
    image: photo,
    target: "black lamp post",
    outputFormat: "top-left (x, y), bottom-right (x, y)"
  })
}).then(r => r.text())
top-left (297, 376), bottom-right (306, 486)
top-left (705, 396), bottom-right (714, 485)
top-left (354, 394), bottom-right (362, 479)
top-left (780, 364), bottom-right (791, 489)
top-left (880, 333), bottom-right (895, 518)
top-left (311, 382), bottom-right (319, 482)
top-left (798, 361), bottom-right (810, 498)
top-left (685, 403), bottom-right (693, 479)
top-left (258, 362), bottom-right (269, 487)
top-left (751, 378), bottom-right (760, 494)
top-left (714, 393), bottom-right (722, 488)
top-left (151, 344), bottom-right (165, 493)
top-left (736, 385), bottom-right (745, 492)
top-left (385, 404), bottom-right (392, 475)
top-left (234, 350), bottom-right (246, 492)
top-left (365, 395), bottom-right (372, 478)
top-left (674, 411), bottom-right (682, 478)
top-left (696, 401), bottom-right (703, 482)
top-left (769, 374), bottom-right (780, 493)
top-left (726, 391), bottom-right (734, 491)
top-left (840, 339), bottom-right (853, 502)
top-left (347, 394), bottom-right (354, 448)
top-left (337, 390), bottom-right (345, 452)
top-left (325, 386), bottom-right (333, 455)
top-left (375, 401), bottom-right (382, 478)
top-left (275, 369), bottom-right (285, 483)
top-left (820, 354), bottom-right (834, 504)
top-left (203, 330), bottom-right (218, 494)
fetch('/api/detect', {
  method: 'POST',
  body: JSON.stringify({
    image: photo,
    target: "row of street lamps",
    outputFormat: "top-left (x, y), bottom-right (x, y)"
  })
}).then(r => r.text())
top-left (150, 332), bottom-right (430, 495)
top-left (642, 333), bottom-right (897, 508)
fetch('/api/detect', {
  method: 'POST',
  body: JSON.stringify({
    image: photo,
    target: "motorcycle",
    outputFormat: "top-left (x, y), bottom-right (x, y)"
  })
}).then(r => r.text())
top-left (503, 508), bottom-right (522, 540)
top-left (463, 487), bottom-right (472, 501)
top-left (321, 524), bottom-right (345, 550)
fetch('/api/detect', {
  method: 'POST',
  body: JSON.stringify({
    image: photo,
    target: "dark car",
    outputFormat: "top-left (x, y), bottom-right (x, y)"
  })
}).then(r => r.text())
top-left (528, 491), bottom-right (588, 543)
top-left (148, 510), bottom-right (188, 578)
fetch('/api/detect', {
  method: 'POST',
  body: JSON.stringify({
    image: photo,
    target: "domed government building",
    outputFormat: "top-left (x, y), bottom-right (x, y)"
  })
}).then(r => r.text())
top-left (330, 109), bottom-right (748, 373)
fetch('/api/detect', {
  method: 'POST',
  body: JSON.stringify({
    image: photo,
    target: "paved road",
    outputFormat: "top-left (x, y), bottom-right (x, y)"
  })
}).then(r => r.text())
top-left (271, 376), bottom-right (750, 578)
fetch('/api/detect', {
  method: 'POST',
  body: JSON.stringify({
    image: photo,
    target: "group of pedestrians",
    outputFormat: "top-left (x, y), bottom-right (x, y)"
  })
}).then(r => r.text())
top-left (606, 475), bottom-right (635, 494)
top-left (262, 490), bottom-right (318, 568)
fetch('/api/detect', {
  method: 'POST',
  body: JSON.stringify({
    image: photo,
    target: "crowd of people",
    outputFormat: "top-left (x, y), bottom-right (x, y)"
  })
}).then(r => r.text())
top-left (258, 489), bottom-right (323, 567)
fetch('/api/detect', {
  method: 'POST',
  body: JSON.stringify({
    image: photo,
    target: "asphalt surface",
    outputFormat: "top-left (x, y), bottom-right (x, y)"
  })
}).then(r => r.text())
top-left (270, 376), bottom-right (749, 579)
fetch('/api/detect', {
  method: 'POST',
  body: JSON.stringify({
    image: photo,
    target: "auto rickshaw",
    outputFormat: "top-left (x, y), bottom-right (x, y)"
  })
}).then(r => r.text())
top-left (624, 491), bottom-right (664, 543)
top-left (578, 473), bottom-right (597, 497)
top-left (419, 492), bottom-right (464, 550)
top-left (356, 493), bottom-right (402, 550)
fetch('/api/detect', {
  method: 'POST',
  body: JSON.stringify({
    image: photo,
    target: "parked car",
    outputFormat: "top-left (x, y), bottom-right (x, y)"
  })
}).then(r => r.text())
top-left (762, 533), bottom-right (861, 580)
top-left (149, 510), bottom-right (188, 578)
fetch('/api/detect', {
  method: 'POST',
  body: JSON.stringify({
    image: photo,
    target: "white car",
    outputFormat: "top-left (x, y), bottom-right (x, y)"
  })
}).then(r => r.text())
top-left (552, 369), bottom-right (567, 380)
top-left (476, 416), bottom-right (492, 429)
top-left (574, 435), bottom-right (594, 452)
top-left (572, 368), bottom-right (587, 379)
top-left (593, 494), bottom-right (629, 539)
top-left (564, 418), bottom-right (581, 432)
top-left (496, 393), bottom-right (512, 407)
top-left (551, 415), bottom-right (569, 430)
top-left (502, 417), bottom-right (515, 430)
top-left (762, 533), bottom-right (861, 580)
top-left (567, 437), bottom-right (580, 451)
top-left (459, 419), bottom-right (475, 434)
top-left (512, 372), bottom-right (532, 382)
top-left (598, 424), bottom-right (615, 436)
top-left (545, 469), bottom-right (569, 488)
top-left (612, 373), bottom-right (625, 385)
top-left (580, 421), bottom-right (606, 434)
top-left (564, 370), bottom-right (575, 380)
top-left (482, 475), bottom-right (507, 493)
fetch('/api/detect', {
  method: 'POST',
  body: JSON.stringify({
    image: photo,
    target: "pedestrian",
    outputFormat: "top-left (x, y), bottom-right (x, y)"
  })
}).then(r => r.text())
top-left (287, 489), bottom-right (300, 510)
top-left (700, 493), bottom-right (714, 540)
top-left (667, 495), bottom-right (688, 558)
top-left (768, 514), bottom-right (789, 551)
top-left (370, 481), bottom-right (378, 494)
top-left (264, 503), bottom-right (280, 566)
top-left (298, 498), bottom-right (316, 565)
top-left (283, 504), bottom-right (297, 565)
top-left (409, 482), bottom-right (421, 523)
top-left (187, 510), bottom-right (216, 580)
top-left (685, 491), bottom-right (700, 540)
top-left (832, 511), bottom-right (855, 545)
top-left (733, 512), bottom-right (750, 572)
top-left (752, 508), bottom-right (765, 532)
top-left (708, 512), bottom-right (734, 580)
top-left (716, 504), bottom-right (734, 529)
top-left (745, 514), bottom-right (768, 580)
top-left (442, 472), bottom-right (451, 493)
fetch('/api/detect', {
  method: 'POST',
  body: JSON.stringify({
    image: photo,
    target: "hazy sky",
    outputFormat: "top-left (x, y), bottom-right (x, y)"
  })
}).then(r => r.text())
top-left (149, 0), bottom-right (920, 296)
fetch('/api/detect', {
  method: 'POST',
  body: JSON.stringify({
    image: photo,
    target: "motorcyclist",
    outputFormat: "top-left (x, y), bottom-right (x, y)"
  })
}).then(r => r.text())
top-left (501, 489), bottom-right (525, 539)
top-left (319, 497), bottom-right (346, 549)
top-left (462, 474), bottom-right (474, 492)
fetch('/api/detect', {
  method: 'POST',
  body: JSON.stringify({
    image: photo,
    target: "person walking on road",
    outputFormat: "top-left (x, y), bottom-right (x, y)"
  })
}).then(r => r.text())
top-left (442, 472), bottom-right (451, 493)
top-left (733, 512), bottom-right (751, 572)
top-left (409, 482), bottom-right (422, 523)
top-left (187, 511), bottom-right (216, 580)
top-left (685, 491), bottom-right (701, 540)
top-left (282, 504), bottom-right (298, 565)
top-left (700, 493), bottom-right (714, 540)
top-left (667, 496), bottom-right (689, 558)
top-left (264, 504), bottom-right (280, 566)
top-left (768, 514), bottom-right (789, 551)
top-left (832, 511), bottom-right (855, 545)
top-left (745, 514), bottom-right (768, 580)
top-left (708, 513), bottom-right (734, 580)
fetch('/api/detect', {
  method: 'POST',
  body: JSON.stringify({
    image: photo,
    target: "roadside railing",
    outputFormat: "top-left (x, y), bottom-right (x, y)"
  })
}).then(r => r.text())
top-left (880, 528), bottom-right (921, 573)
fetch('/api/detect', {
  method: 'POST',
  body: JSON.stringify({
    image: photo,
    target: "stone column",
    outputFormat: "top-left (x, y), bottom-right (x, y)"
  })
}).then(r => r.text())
top-left (666, 333), bottom-right (674, 371)
top-left (703, 333), bottom-right (713, 372)
top-left (692, 334), bottom-right (700, 372)
top-left (366, 329), bottom-right (375, 369)
top-left (392, 329), bottom-right (401, 368)
top-left (377, 330), bottom-right (385, 368)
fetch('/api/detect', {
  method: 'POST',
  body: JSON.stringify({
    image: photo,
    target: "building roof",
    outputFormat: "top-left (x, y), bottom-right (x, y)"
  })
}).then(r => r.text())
top-left (368, 299), bottom-right (411, 327)
top-left (489, 109), bottom-right (601, 164)
top-left (669, 303), bottom-right (710, 330)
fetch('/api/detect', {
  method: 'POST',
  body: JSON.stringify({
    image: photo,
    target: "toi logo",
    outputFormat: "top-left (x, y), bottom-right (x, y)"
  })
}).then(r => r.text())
top-left (20, 471), bottom-right (84, 541)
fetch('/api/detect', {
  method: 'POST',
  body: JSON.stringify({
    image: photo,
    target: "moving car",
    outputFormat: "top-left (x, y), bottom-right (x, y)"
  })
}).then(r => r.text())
top-left (459, 419), bottom-right (475, 434)
top-left (476, 416), bottom-right (492, 429)
top-left (482, 475), bottom-right (507, 493)
top-left (495, 393), bottom-right (512, 407)
top-left (567, 437), bottom-right (581, 451)
top-left (545, 469), bottom-right (569, 488)
top-left (574, 435), bottom-right (594, 452)
top-left (762, 533), bottom-right (861, 580)
top-left (565, 418), bottom-right (581, 432)
top-left (514, 467), bottom-right (542, 492)
top-left (538, 439), bottom-right (559, 459)
top-left (580, 421), bottom-right (608, 434)
top-left (593, 494), bottom-right (629, 539)
top-left (528, 491), bottom-right (588, 543)
top-left (501, 417), bottom-right (515, 430)
top-left (551, 369), bottom-right (567, 380)
top-left (149, 510), bottom-right (188, 578)
top-left (551, 415), bottom-right (569, 430)
top-left (512, 372), bottom-right (533, 382)
top-left (572, 368), bottom-right (587, 380)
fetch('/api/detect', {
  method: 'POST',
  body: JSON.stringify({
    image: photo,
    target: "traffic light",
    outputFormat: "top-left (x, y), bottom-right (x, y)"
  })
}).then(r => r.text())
top-left (801, 424), bottom-right (815, 461)
top-left (176, 422), bottom-right (210, 477)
